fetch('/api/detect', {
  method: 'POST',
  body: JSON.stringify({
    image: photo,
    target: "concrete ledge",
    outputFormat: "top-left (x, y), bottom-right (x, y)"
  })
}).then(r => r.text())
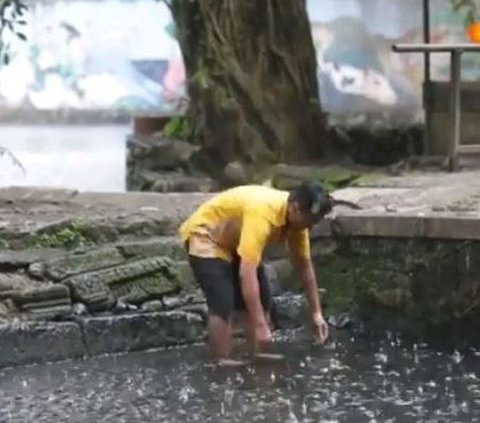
top-left (0, 321), bottom-right (87, 368)
top-left (310, 212), bottom-right (480, 240)
top-left (0, 295), bottom-right (309, 368)
top-left (80, 311), bottom-right (205, 356)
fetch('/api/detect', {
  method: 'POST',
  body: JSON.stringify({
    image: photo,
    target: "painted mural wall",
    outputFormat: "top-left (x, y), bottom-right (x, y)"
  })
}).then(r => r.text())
top-left (0, 0), bottom-right (478, 123)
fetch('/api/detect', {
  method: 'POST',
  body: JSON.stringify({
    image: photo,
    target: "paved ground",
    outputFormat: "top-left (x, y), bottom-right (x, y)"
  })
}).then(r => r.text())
top-left (1, 168), bottom-right (480, 240)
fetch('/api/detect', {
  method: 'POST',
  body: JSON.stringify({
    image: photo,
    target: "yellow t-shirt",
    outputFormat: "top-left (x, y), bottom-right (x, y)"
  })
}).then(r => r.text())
top-left (179, 185), bottom-right (310, 264)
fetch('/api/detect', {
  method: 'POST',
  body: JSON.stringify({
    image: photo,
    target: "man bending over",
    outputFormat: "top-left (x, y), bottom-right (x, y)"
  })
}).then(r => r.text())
top-left (179, 183), bottom-right (333, 363)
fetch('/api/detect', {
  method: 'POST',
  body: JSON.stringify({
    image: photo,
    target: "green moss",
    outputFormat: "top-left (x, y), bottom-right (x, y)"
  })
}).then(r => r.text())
top-left (0, 238), bottom-right (10, 250)
top-left (162, 116), bottom-right (193, 140)
top-left (31, 221), bottom-right (90, 249)
top-left (349, 173), bottom-right (387, 187)
top-left (316, 254), bottom-right (382, 315)
top-left (270, 164), bottom-right (391, 193)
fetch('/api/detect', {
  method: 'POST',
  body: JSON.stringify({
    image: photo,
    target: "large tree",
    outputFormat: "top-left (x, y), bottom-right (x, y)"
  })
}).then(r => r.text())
top-left (166, 0), bottom-right (326, 169)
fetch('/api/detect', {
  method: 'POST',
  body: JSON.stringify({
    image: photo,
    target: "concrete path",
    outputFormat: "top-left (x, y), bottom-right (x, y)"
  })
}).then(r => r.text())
top-left (1, 169), bottom-right (480, 240)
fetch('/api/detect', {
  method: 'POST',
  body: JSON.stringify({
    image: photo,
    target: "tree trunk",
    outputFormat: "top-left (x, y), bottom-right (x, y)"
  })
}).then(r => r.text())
top-left (169, 0), bottom-right (326, 169)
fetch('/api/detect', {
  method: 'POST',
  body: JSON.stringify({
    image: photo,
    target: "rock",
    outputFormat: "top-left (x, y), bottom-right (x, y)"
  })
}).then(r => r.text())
top-left (28, 262), bottom-right (45, 280)
top-left (162, 295), bottom-right (191, 310)
top-left (11, 284), bottom-right (70, 306)
top-left (43, 246), bottom-right (126, 281)
top-left (9, 284), bottom-right (72, 320)
top-left (177, 303), bottom-right (208, 322)
top-left (71, 302), bottom-right (88, 317)
top-left (176, 261), bottom-right (197, 292)
top-left (0, 301), bottom-right (11, 321)
top-left (109, 257), bottom-right (181, 304)
top-left (0, 249), bottom-right (60, 269)
top-left (112, 300), bottom-right (138, 314)
top-left (141, 300), bottom-right (164, 312)
top-left (327, 312), bottom-right (353, 329)
top-left (272, 294), bottom-right (308, 329)
top-left (150, 173), bottom-right (213, 193)
top-left (262, 262), bottom-right (286, 297)
top-left (129, 136), bottom-right (197, 171)
top-left (223, 161), bottom-right (247, 186)
top-left (64, 256), bottom-right (181, 309)
top-left (116, 237), bottom-right (187, 261)
top-left (63, 273), bottom-right (115, 312)
top-left (0, 321), bottom-right (87, 368)
top-left (267, 259), bottom-right (297, 292)
top-left (79, 310), bottom-right (205, 356)
top-left (0, 273), bottom-right (41, 293)
top-left (24, 305), bottom-right (73, 321)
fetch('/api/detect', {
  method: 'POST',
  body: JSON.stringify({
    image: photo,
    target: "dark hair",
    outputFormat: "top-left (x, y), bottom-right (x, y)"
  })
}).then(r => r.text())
top-left (288, 182), bottom-right (332, 216)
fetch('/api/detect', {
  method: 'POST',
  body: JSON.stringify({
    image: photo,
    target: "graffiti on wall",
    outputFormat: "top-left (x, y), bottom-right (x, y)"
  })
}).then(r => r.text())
top-left (0, 0), bottom-right (478, 120)
top-left (309, 0), bottom-right (480, 122)
top-left (0, 1), bottom-right (186, 113)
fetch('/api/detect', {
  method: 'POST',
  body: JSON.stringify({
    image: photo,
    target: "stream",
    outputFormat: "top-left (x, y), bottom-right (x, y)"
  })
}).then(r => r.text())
top-left (1, 330), bottom-right (479, 422)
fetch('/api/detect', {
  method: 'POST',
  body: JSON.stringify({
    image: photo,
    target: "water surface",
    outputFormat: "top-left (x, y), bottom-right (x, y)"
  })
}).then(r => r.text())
top-left (1, 331), bottom-right (479, 422)
top-left (0, 125), bottom-right (129, 192)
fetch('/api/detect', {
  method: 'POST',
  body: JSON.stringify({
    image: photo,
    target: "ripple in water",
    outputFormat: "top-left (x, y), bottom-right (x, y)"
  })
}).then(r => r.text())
top-left (0, 334), bottom-right (479, 422)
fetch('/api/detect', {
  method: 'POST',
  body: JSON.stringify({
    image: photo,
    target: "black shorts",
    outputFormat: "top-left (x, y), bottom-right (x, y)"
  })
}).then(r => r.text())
top-left (188, 254), bottom-right (273, 321)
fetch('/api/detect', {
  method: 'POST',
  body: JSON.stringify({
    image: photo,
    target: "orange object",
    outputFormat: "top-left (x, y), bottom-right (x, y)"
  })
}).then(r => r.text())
top-left (467, 22), bottom-right (480, 43)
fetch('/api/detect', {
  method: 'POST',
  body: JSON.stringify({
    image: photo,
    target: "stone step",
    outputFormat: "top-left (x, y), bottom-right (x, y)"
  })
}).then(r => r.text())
top-left (21, 298), bottom-right (72, 311)
top-left (12, 284), bottom-right (71, 305)
top-left (24, 305), bottom-right (72, 321)
top-left (0, 321), bottom-right (87, 368)
top-left (80, 310), bottom-right (205, 356)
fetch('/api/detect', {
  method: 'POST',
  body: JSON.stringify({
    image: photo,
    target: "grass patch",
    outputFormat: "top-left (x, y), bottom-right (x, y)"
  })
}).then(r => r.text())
top-left (31, 221), bottom-right (90, 249)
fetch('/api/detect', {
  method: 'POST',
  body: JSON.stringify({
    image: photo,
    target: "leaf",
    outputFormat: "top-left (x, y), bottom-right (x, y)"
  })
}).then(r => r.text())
top-left (452, 0), bottom-right (464, 11)
top-left (465, 7), bottom-right (477, 25)
top-left (15, 31), bottom-right (26, 40)
top-left (3, 53), bottom-right (9, 65)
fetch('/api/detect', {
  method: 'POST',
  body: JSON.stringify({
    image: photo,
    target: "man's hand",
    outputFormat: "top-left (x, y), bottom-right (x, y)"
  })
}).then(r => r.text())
top-left (312, 312), bottom-right (329, 344)
top-left (253, 320), bottom-right (273, 350)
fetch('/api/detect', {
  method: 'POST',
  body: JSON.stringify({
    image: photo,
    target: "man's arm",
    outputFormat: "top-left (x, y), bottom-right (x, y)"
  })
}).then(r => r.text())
top-left (288, 230), bottom-right (328, 343)
top-left (237, 213), bottom-right (272, 343)
top-left (239, 259), bottom-right (268, 329)
top-left (291, 255), bottom-right (323, 318)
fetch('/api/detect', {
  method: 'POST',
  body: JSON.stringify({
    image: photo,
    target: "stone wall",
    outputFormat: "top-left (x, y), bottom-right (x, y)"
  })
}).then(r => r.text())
top-left (307, 235), bottom-right (480, 344)
top-left (2, 181), bottom-right (480, 367)
top-left (0, 202), bottom-right (312, 367)
top-left (3, 226), bottom-right (480, 367)
top-left (126, 133), bottom-right (217, 193)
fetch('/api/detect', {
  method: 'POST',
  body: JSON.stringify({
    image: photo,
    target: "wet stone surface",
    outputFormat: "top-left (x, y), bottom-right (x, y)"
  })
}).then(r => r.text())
top-left (1, 332), bottom-right (480, 422)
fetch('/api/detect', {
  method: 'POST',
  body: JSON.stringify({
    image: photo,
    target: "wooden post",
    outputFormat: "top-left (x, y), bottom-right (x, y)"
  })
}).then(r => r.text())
top-left (422, 0), bottom-right (431, 156)
top-left (448, 50), bottom-right (462, 171)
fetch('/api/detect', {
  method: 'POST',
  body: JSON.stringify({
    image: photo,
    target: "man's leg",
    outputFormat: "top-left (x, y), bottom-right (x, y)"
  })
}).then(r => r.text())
top-left (232, 261), bottom-right (274, 355)
top-left (188, 255), bottom-right (238, 361)
top-left (207, 314), bottom-right (233, 358)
